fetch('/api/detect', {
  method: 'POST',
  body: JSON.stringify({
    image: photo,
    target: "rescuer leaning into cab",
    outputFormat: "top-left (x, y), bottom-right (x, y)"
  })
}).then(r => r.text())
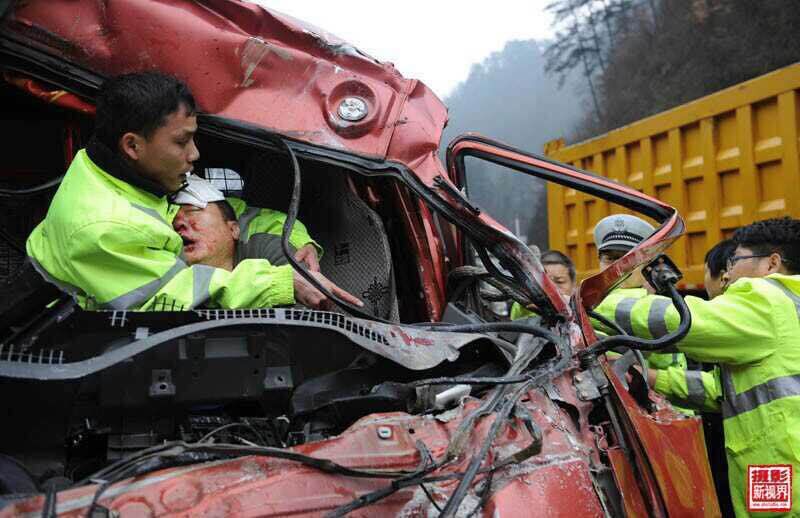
top-left (24, 72), bottom-right (361, 311)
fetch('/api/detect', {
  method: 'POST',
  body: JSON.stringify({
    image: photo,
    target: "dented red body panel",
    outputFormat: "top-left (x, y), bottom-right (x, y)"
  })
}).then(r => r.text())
top-left (0, 1), bottom-right (720, 516)
top-left (4, 394), bottom-right (608, 517)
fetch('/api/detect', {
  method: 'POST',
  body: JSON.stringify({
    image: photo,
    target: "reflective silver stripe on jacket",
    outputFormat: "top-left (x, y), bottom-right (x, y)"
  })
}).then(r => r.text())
top-left (191, 265), bottom-right (215, 309)
top-left (647, 298), bottom-right (671, 338)
top-left (685, 370), bottom-right (706, 408)
top-left (721, 369), bottom-right (800, 419)
top-left (237, 207), bottom-right (261, 243)
top-left (763, 277), bottom-right (800, 321)
top-left (615, 298), bottom-right (637, 335)
top-left (28, 256), bottom-right (85, 299)
top-left (720, 278), bottom-right (800, 419)
top-left (101, 259), bottom-right (187, 310)
top-left (131, 203), bottom-right (171, 228)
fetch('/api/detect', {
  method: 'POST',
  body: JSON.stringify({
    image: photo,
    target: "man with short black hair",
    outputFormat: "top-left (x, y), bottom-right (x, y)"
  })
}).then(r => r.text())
top-left (703, 238), bottom-right (737, 299)
top-left (593, 217), bottom-right (800, 516)
top-left (27, 72), bottom-right (360, 311)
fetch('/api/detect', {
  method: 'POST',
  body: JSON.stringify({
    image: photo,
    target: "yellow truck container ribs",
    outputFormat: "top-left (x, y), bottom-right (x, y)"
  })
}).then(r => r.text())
top-left (545, 62), bottom-right (800, 289)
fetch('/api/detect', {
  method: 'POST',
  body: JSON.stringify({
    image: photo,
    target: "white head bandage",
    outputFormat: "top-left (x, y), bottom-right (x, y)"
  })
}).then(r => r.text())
top-left (172, 173), bottom-right (226, 208)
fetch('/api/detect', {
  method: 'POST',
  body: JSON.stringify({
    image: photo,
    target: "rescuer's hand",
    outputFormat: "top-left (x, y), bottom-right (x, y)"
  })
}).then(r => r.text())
top-left (623, 363), bottom-right (658, 387)
top-left (294, 244), bottom-right (320, 272)
top-left (293, 270), bottom-right (363, 310)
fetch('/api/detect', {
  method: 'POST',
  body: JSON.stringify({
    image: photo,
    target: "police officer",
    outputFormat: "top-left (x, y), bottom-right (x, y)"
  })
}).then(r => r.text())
top-left (592, 214), bottom-right (689, 375)
top-left (593, 217), bottom-right (800, 516)
top-left (26, 72), bottom-right (361, 311)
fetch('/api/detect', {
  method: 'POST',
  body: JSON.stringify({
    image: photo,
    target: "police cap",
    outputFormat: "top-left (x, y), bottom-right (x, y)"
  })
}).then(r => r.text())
top-left (593, 214), bottom-right (655, 253)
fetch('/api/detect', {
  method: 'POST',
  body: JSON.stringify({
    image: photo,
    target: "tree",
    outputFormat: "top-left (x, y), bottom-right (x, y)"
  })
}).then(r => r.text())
top-left (543, 0), bottom-right (638, 122)
top-left (560, 0), bottom-right (800, 141)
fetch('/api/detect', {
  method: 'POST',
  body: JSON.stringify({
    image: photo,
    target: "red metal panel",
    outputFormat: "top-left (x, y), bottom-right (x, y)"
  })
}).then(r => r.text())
top-left (607, 448), bottom-right (650, 518)
top-left (7, 1), bottom-right (421, 161)
top-left (2, 393), bottom-right (608, 517)
top-left (604, 362), bottom-right (722, 517)
top-left (483, 459), bottom-right (604, 517)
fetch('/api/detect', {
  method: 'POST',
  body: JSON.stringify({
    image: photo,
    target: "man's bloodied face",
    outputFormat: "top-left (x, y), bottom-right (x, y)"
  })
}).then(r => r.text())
top-left (173, 202), bottom-right (239, 270)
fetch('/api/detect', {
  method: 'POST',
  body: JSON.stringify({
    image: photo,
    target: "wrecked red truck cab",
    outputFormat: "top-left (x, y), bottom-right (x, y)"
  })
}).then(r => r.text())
top-left (0, 1), bottom-right (719, 516)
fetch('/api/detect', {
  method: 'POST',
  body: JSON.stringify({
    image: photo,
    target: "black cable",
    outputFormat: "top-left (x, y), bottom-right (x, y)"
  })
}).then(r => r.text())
top-left (582, 283), bottom-right (691, 357)
top-left (473, 245), bottom-right (537, 309)
top-left (0, 176), bottom-right (63, 197)
top-left (77, 441), bottom-right (412, 490)
top-left (588, 307), bottom-right (649, 380)
top-left (82, 440), bottom-right (422, 517)
top-left (85, 461), bottom-right (142, 517)
top-left (325, 464), bottom-right (504, 517)
top-left (324, 332), bottom-right (560, 516)
top-left (467, 469), bottom-right (494, 517)
top-left (439, 380), bottom-right (533, 517)
top-left (198, 422), bottom-right (268, 446)
top-left (420, 483), bottom-right (443, 513)
top-left (474, 245), bottom-right (515, 287)
top-left (588, 309), bottom-right (627, 336)
top-left (41, 483), bottom-right (57, 518)
top-left (411, 374), bottom-right (532, 387)
top-left (325, 444), bottom-right (440, 517)
top-left (275, 137), bottom-right (393, 323)
top-left (439, 333), bottom-right (571, 517)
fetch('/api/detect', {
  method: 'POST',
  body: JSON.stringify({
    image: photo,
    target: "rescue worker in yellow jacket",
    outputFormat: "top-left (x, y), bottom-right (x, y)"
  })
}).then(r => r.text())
top-left (646, 239), bottom-right (737, 411)
top-left (26, 71), bottom-right (361, 311)
top-left (591, 214), bottom-right (688, 373)
top-left (594, 217), bottom-right (800, 516)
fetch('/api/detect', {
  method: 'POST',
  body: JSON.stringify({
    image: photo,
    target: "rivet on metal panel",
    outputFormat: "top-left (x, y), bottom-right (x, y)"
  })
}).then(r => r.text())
top-left (377, 426), bottom-right (393, 440)
top-left (338, 96), bottom-right (368, 121)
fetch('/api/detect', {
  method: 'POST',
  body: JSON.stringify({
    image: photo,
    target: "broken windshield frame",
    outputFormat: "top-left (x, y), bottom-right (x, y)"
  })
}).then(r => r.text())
top-left (446, 134), bottom-right (686, 310)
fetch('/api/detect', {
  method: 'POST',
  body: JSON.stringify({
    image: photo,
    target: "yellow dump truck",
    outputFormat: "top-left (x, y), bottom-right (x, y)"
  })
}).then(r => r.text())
top-left (545, 62), bottom-right (800, 290)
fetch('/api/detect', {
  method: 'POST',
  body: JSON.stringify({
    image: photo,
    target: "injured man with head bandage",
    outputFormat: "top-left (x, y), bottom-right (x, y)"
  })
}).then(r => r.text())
top-left (172, 174), bottom-right (361, 310)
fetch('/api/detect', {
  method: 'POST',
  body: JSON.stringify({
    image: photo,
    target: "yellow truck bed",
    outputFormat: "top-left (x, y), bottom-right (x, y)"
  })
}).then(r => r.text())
top-left (545, 62), bottom-right (800, 290)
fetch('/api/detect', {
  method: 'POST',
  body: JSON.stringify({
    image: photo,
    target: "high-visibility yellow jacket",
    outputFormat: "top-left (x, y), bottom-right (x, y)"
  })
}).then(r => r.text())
top-left (594, 274), bottom-right (800, 517)
top-left (509, 301), bottom-right (535, 321)
top-left (511, 288), bottom-right (687, 371)
top-left (227, 197), bottom-right (321, 261)
top-left (591, 287), bottom-right (688, 371)
top-left (26, 147), bottom-right (308, 311)
top-left (653, 365), bottom-right (722, 413)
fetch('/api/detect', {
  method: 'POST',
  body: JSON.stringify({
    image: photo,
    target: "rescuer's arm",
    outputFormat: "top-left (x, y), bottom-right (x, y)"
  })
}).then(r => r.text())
top-left (652, 365), bottom-right (722, 412)
top-left (592, 280), bottom-right (778, 364)
top-left (66, 221), bottom-right (295, 310)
